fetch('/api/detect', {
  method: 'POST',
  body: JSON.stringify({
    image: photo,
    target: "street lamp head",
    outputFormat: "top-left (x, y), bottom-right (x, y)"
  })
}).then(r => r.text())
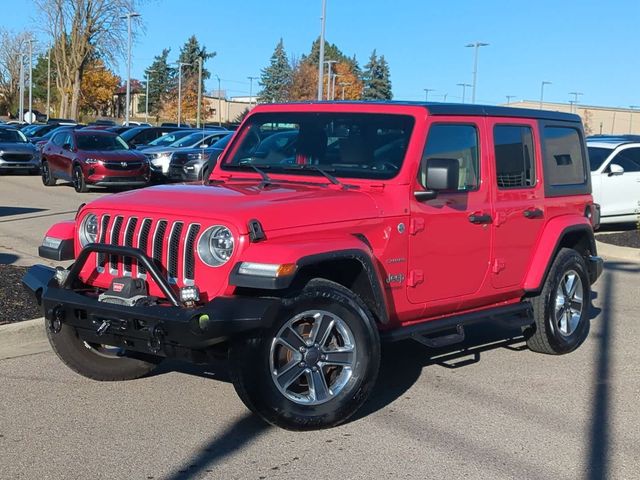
top-left (121, 12), bottom-right (140, 19)
top-left (465, 42), bottom-right (489, 47)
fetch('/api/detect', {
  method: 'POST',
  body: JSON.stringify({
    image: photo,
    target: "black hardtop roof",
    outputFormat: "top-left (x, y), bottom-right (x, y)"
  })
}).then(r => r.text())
top-left (269, 100), bottom-right (582, 123)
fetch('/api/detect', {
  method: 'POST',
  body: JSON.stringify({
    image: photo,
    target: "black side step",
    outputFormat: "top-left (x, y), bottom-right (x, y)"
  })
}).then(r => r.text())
top-left (381, 302), bottom-right (533, 343)
top-left (411, 325), bottom-right (466, 348)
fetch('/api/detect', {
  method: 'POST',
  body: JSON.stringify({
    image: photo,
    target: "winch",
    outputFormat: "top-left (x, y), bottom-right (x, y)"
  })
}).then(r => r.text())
top-left (98, 277), bottom-right (156, 307)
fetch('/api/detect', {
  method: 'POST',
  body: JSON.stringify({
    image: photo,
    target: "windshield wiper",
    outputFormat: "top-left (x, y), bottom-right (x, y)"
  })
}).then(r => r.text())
top-left (282, 164), bottom-right (348, 189)
top-left (225, 163), bottom-right (272, 188)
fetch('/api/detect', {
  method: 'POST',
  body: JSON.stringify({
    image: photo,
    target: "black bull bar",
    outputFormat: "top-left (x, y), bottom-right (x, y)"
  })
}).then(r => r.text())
top-left (22, 244), bottom-right (280, 355)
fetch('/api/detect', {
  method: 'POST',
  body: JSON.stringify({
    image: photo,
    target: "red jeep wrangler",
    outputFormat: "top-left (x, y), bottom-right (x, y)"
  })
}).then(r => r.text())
top-left (24, 102), bottom-right (603, 430)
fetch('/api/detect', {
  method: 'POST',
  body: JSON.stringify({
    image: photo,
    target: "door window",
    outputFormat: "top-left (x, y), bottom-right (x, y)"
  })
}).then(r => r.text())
top-left (51, 132), bottom-right (67, 146)
top-left (493, 125), bottom-right (535, 188)
top-left (608, 148), bottom-right (640, 173)
top-left (421, 124), bottom-right (480, 191)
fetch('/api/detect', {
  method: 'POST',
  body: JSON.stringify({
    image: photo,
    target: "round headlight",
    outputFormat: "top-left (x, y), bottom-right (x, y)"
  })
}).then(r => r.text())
top-left (79, 213), bottom-right (98, 247)
top-left (197, 225), bottom-right (234, 267)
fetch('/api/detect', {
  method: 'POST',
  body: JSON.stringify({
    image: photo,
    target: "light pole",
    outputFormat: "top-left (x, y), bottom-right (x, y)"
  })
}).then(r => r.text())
top-left (331, 73), bottom-right (341, 100)
top-left (196, 57), bottom-right (203, 128)
top-left (121, 11), bottom-right (140, 125)
top-left (505, 95), bottom-right (515, 105)
top-left (317, 0), bottom-right (327, 100)
top-left (27, 37), bottom-right (33, 123)
top-left (457, 83), bottom-right (471, 104)
top-left (569, 91), bottom-right (583, 113)
top-left (177, 62), bottom-right (191, 127)
top-left (338, 81), bottom-right (351, 100)
top-left (540, 81), bottom-right (551, 109)
top-left (442, 93), bottom-right (448, 102)
top-left (324, 60), bottom-right (337, 100)
top-left (144, 69), bottom-right (155, 124)
top-left (629, 105), bottom-right (639, 133)
top-left (18, 54), bottom-right (24, 122)
top-left (216, 75), bottom-right (222, 126)
top-left (247, 76), bottom-right (258, 108)
top-left (46, 47), bottom-right (51, 121)
top-left (423, 88), bottom-right (435, 101)
top-left (465, 42), bottom-right (489, 104)
top-left (568, 100), bottom-right (575, 113)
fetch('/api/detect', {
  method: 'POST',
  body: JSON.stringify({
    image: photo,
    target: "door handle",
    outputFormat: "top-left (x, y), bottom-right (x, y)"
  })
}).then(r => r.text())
top-left (523, 208), bottom-right (543, 219)
top-left (468, 212), bottom-right (492, 224)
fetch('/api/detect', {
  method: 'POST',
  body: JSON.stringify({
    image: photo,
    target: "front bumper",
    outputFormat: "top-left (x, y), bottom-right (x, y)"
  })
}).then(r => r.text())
top-left (0, 158), bottom-right (39, 169)
top-left (22, 245), bottom-right (280, 356)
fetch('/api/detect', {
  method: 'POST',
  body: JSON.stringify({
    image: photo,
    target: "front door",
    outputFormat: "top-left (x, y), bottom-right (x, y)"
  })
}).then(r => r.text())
top-left (408, 119), bottom-right (492, 310)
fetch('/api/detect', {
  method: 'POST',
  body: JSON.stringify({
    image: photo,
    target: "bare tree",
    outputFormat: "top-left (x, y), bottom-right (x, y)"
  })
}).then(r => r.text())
top-left (36, 0), bottom-right (139, 119)
top-left (0, 29), bottom-right (33, 117)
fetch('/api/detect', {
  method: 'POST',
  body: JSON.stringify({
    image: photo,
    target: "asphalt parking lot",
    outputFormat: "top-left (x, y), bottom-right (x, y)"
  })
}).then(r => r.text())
top-left (1, 175), bottom-right (639, 479)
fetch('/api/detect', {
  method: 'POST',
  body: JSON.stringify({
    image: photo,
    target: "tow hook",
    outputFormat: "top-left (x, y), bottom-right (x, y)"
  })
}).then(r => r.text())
top-left (96, 320), bottom-right (111, 336)
top-left (148, 325), bottom-right (165, 354)
top-left (47, 306), bottom-right (64, 334)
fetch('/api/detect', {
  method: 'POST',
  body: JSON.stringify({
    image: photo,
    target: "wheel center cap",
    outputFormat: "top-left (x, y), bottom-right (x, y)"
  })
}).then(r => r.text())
top-left (304, 347), bottom-right (321, 366)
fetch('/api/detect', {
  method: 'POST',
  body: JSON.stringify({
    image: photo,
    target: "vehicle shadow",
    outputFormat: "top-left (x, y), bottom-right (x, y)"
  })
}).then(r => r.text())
top-left (0, 206), bottom-right (46, 218)
top-left (0, 252), bottom-right (19, 265)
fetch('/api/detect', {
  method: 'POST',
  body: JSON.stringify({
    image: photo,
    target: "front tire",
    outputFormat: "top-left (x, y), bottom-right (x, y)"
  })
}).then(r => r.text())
top-left (525, 248), bottom-right (591, 354)
top-left (46, 321), bottom-right (158, 381)
top-left (229, 279), bottom-right (380, 430)
top-left (72, 164), bottom-right (88, 193)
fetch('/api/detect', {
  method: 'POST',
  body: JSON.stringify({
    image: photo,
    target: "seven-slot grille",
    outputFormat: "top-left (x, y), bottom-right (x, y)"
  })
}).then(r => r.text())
top-left (95, 214), bottom-right (200, 285)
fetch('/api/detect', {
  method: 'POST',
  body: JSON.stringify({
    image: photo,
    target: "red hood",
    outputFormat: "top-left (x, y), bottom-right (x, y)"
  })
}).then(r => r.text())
top-left (84, 182), bottom-right (381, 233)
top-left (79, 150), bottom-right (146, 161)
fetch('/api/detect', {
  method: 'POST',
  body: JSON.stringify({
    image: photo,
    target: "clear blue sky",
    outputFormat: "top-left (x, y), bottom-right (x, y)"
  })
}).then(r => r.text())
top-left (5, 0), bottom-right (640, 107)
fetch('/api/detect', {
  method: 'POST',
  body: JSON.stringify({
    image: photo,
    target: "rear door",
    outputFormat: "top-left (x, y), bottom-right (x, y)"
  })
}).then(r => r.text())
top-left (408, 118), bottom-right (492, 310)
top-left (487, 119), bottom-right (545, 288)
top-left (44, 132), bottom-right (66, 175)
top-left (601, 146), bottom-right (640, 217)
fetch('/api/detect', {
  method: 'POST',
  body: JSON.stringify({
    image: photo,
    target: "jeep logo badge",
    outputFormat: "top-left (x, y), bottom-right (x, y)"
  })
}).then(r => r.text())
top-left (386, 273), bottom-right (405, 284)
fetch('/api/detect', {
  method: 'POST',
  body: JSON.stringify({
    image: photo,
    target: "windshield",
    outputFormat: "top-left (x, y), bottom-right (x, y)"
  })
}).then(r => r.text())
top-left (119, 127), bottom-right (145, 142)
top-left (587, 146), bottom-right (614, 171)
top-left (0, 129), bottom-right (28, 143)
top-left (169, 131), bottom-right (215, 148)
top-left (222, 113), bottom-right (414, 180)
top-left (148, 130), bottom-right (194, 147)
top-left (76, 134), bottom-right (129, 151)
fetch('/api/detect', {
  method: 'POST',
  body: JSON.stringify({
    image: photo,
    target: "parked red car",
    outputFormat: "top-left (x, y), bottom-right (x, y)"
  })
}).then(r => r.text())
top-left (41, 129), bottom-right (150, 192)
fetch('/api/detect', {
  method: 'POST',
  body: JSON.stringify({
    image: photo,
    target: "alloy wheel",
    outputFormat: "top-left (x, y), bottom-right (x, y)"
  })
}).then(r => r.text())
top-left (554, 270), bottom-right (584, 336)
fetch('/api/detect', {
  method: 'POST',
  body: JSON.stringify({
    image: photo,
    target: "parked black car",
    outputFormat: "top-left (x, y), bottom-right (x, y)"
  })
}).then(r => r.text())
top-left (169, 132), bottom-right (233, 182)
top-left (119, 126), bottom-right (185, 148)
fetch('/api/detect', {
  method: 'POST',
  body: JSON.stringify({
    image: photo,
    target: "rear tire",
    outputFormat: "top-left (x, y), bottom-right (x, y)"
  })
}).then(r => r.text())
top-left (72, 164), bottom-right (88, 193)
top-left (525, 248), bottom-right (591, 354)
top-left (41, 160), bottom-right (56, 186)
top-left (46, 321), bottom-right (158, 381)
top-left (229, 279), bottom-right (380, 430)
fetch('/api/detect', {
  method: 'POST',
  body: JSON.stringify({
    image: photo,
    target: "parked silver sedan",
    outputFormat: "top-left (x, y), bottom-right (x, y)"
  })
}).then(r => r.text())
top-left (0, 127), bottom-right (40, 174)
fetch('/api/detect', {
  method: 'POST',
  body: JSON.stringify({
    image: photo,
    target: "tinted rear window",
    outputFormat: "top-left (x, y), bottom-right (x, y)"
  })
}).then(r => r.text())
top-left (543, 126), bottom-right (586, 186)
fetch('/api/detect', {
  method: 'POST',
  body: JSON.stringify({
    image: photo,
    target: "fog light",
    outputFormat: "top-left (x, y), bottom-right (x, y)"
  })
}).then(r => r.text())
top-left (237, 262), bottom-right (296, 278)
top-left (180, 286), bottom-right (200, 303)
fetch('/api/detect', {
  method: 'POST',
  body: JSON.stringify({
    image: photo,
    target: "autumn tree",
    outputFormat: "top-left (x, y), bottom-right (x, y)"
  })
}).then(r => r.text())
top-left (289, 62), bottom-right (317, 101)
top-left (36, 0), bottom-right (140, 119)
top-left (80, 59), bottom-right (120, 116)
top-left (258, 39), bottom-right (292, 103)
top-left (362, 50), bottom-right (392, 100)
top-left (332, 62), bottom-right (362, 100)
top-left (162, 36), bottom-right (215, 123)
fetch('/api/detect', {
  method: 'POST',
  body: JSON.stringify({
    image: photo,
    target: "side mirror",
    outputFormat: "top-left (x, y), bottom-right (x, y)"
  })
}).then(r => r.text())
top-left (62, 143), bottom-right (71, 151)
top-left (608, 163), bottom-right (624, 176)
top-left (414, 158), bottom-right (460, 201)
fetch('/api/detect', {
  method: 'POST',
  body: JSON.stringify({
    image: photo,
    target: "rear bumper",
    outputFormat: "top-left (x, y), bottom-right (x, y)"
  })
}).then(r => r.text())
top-left (22, 246), bottom-right (280, 356)
top-left (588, 255), bottom-right (604, 285)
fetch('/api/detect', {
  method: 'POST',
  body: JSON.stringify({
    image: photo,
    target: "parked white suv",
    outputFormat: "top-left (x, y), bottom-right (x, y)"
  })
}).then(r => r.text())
top-left (587, 135), bottom-right (640, 225)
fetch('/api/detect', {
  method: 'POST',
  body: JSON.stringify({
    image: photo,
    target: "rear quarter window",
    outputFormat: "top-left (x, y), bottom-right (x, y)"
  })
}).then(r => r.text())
top-left (541, 123), bottom-right (590, 196)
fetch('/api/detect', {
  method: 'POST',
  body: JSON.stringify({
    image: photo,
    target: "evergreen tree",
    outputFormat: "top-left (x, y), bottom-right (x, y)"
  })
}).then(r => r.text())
top-left (258, 39), bottom-right (292, 103)
top-left (31, 50), bottom-right (58, 110)
top-left (145, 48), bottom-right (174, 118)
top-left (362, 50), bottom-right (392, 100)
top-left (177, 35), bottom-right (216, 85)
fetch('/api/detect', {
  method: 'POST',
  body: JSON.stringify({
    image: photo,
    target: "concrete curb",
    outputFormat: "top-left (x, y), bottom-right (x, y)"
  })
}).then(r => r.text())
top-left (596, 240), bottom-right (640, 263)
top-left (0, 318), bottom-right (50, 360)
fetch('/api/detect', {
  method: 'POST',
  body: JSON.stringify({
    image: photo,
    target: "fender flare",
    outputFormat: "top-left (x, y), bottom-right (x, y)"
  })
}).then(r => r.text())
top-left (523, 219), bottom-right (595, 293)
